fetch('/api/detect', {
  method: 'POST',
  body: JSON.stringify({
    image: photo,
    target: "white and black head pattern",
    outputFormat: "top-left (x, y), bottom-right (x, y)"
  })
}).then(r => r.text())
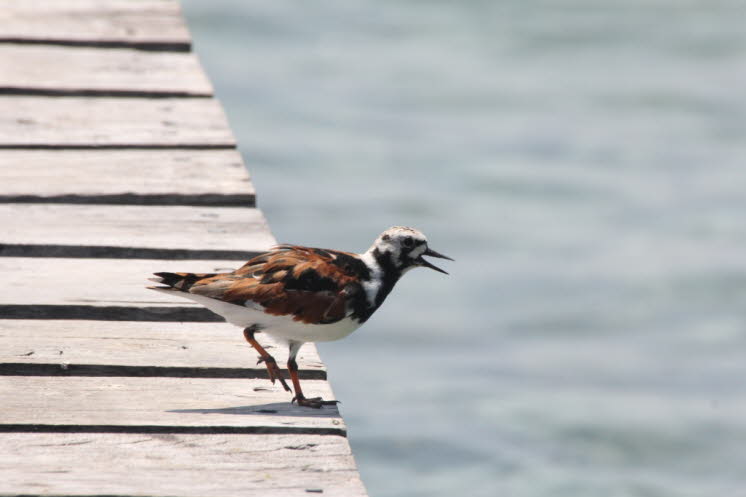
top-left (371, 226), bottom-right (430, 273)
top-left (357, 226), bottom-right (453, 312)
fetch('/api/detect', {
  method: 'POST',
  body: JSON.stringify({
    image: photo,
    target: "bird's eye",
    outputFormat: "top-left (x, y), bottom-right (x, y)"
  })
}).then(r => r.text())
top-left (403, 237), bottom-right (414, 248)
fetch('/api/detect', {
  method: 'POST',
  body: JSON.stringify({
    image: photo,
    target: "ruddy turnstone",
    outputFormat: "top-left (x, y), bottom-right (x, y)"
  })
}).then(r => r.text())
top-left (148, 226), bottom-right (452, 408)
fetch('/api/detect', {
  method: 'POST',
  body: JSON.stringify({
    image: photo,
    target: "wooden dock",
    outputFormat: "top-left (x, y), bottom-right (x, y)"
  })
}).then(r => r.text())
top-left (0, 1), bottom-right (368, 495)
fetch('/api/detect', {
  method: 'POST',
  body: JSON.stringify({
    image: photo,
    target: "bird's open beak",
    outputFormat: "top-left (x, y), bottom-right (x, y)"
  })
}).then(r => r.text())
top-left (417, 247), bottom-right (454, 275)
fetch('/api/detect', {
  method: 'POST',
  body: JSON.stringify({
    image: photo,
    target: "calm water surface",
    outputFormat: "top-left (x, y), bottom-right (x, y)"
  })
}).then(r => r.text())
top-left (182, 2), bottom-right (746, 496)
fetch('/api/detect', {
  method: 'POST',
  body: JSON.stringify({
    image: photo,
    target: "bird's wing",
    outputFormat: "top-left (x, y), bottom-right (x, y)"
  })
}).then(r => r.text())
top-left (189, 246), bottom-right (360, 324)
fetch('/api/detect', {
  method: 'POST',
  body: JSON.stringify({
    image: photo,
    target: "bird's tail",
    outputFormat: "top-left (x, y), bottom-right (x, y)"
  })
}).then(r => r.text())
top-left (147, 272), bottom-right (217, 293)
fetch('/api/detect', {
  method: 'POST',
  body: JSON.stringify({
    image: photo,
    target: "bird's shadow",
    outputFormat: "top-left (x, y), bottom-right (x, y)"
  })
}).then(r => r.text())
top-left (167, 402), bottom-right (339, 418)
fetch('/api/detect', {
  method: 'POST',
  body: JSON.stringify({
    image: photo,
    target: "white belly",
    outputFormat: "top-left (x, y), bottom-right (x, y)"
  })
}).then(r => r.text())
top-left (260, 314), bottom-right (362, 343)
top-left (167, 291), bottom-right (363, 343)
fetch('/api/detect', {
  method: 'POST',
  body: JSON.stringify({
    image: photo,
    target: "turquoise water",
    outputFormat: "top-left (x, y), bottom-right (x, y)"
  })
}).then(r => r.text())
top-left (181, 2), bottom-right (746, 496)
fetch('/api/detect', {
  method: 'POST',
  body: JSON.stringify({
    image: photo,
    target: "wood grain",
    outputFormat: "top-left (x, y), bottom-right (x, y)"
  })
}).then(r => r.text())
top-left (0, 257), bottom-right (244, 308)
top-left (0, 320), bottom-right (327, 377)
top-left (0, 204), bottom-right (274, 257)
top-left (0, 0), bottom-right (192, 50)
top-left (0, 96), bottom-right (235, 148)
top-left (0, 376), bottom-right (345, 434)
top-left (0, 45), bottom-right (212, 96)
top-left (0, 149), bottom-right (255, 206)
top-left (0, 433), bottom-right (368, 497)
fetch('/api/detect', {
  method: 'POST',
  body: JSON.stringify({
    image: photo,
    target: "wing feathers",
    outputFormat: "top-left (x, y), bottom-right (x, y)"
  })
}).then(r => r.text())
top-left (150, 246), bottom-right (363, 325)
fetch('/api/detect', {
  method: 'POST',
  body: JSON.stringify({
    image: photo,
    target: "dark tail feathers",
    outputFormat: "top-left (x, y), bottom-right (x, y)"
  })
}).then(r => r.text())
top-left (150, 272), bottom-right (218, 292)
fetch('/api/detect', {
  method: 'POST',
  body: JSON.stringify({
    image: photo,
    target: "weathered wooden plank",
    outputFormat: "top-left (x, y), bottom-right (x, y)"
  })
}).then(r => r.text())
top-left (0, 320), bottom-right (326, 377)
top-left (0, 433), bottom-right (367, 497)
top-left (0, 257), bottom-right (242, 319)
top-left (0, 45), bottom-right (212, 96)
top-left (0, 97), bottom-right (235, 148)
top-left (0, 0), bottom-right (192, 50)
top-left (0, 204), bottom-right (273, 258)
top-left (0, 376), bottom-right (344, 434)
top-left (0, 149), bottom-right (255, 206)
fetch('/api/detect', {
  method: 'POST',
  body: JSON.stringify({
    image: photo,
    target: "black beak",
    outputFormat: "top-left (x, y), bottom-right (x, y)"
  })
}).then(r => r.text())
top-left (417, 247), bottom-right (454, 275)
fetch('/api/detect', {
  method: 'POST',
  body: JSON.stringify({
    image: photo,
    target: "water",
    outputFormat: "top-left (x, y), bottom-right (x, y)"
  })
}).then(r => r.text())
top-left (180, 2), bottom-right (746, 496)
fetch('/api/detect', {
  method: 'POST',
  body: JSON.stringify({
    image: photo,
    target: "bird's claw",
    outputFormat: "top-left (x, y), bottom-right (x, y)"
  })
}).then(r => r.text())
top-left (256, 355), bottom-right (291, 392)
top-left (292, 395), bottom-right (340, 409)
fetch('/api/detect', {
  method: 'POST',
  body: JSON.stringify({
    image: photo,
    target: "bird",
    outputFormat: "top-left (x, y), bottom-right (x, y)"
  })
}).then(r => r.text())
top-left (147, 226), bottom-right (452, 408)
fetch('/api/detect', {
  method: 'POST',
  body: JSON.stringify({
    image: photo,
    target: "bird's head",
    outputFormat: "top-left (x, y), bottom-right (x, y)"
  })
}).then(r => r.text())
top-left (369, 226), bottom-right (453, 275)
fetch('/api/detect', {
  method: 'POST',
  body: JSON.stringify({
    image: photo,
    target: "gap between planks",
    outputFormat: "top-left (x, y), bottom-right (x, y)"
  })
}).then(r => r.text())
top-left (0, 363), bottom-right (326, 381)
top-left (0, 39), bottom-right (191, 52)
top-left (0, 424), bottom-right (346, 437)
top-left (0, 304), bottom-right (217, 322)
top-left (0, 244), bottom-right (262, 260)
top-left (0, 194), bottom-right (255, 207)
top-left (0, 144), bottom-right (236, 150)
top-left (0, 88), bottom-right (213, 98)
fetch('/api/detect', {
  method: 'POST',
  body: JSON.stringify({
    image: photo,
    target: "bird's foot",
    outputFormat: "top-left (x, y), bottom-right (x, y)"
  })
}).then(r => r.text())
top-left (292, 395), bottom-right (340, 409)
top-left (257, 356), bottom-right (291, 392)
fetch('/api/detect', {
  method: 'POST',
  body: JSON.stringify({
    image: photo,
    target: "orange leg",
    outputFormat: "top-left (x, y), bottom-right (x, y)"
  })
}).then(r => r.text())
top-left (243, 327), bottom-right (291, 392)
top-left (287, 345), bottom-right (338, 408)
